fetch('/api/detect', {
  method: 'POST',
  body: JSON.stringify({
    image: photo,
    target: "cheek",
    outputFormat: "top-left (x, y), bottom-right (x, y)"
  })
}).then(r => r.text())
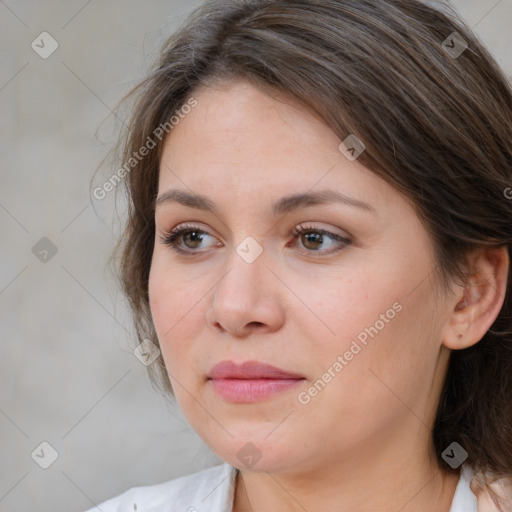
top-left (332, 280), bottom-right (441, 413)
top-left (312, 262), bottom-right (439, 388)
top-left (309, 270), bottom-right (400, 351)
top-left (148, 261), bottom-right (171, 335)
top-left (149, 253), bottom-right (193, 327)
top-left (147, 258), bottom-right (225, 441)
top-left (148, 260), bottom-right (208, 372)
top-left (305, 301), bottom-right (440, 449)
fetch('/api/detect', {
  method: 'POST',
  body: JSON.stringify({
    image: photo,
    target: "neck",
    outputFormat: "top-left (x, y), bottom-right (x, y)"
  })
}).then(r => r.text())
top-left (232, 430), bottom-right (461, 512)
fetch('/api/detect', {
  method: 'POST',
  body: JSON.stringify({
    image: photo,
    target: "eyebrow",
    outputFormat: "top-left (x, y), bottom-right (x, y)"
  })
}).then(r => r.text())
top-left (154, 188), bottom-right (378, 217)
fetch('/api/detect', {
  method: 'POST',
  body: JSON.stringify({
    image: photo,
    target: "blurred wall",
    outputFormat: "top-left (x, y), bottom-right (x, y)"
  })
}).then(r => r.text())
top-left (0, 1), bottom-right (510, 511)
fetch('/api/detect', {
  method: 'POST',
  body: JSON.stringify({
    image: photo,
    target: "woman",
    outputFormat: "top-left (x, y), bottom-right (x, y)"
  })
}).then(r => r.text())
top-left (87, 0), bottom-right (512, 510)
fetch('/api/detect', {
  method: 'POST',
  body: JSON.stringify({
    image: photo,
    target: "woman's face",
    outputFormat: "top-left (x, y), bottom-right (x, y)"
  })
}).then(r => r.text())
top-left (149, 79), bottom-right (454, 474)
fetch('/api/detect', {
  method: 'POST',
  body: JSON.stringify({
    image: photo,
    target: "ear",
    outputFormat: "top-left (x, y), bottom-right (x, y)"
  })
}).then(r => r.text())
top-left (442, 246), bottom-right (509, 350)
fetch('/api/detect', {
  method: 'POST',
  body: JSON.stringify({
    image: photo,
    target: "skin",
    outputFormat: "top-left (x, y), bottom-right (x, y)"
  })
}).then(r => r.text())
top-left (148, 79), bottom-right (509, 512)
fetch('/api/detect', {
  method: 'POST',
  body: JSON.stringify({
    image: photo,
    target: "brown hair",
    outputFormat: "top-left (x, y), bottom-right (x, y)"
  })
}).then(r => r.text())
top-left (99, 0), bottom-right (512, 505)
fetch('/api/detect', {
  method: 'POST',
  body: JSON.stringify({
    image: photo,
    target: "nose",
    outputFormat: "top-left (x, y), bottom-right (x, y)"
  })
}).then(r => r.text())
top-left (205, 247), bottom-right (286, 338)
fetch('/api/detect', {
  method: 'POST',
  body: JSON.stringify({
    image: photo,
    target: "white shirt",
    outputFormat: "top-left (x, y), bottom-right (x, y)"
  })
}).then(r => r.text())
top-left (84, 462), bottom-right (480, 512)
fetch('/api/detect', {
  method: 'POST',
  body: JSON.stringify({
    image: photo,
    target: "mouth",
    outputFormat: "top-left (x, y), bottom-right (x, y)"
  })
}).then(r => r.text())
top-left (207, 360), bottom-right (305, 403)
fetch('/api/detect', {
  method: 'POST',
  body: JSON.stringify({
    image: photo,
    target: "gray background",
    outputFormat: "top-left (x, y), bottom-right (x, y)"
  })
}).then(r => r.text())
top-left (0, 1), bottom-right (510, 511)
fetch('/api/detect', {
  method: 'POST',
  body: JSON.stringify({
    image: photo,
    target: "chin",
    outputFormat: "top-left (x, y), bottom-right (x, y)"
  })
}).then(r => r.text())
top-left (199, 430), bottom-right (305, 474)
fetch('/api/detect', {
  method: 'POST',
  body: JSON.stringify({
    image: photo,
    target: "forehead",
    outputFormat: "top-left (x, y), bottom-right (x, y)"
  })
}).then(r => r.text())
top-left (161, 80), bottom-right (338, 161)
top-left (157, 80), bottom-right (404, 220)
top-left (162, 81), bottom-right (346, 178)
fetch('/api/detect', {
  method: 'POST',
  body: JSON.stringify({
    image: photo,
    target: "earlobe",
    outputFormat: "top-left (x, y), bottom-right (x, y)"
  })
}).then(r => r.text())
top-left (442, 247), bottom-right (509, 351)
top-left (443, 293), bottom-right (471, 350)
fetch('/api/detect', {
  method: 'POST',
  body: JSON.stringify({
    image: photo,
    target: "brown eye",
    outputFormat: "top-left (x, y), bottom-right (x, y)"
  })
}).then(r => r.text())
top-left (159, 224), bottom-right (218, 254)
top-left (180, 230), bottom-right (204, 249)
top-left (291, 224), bottom-right (351, 254)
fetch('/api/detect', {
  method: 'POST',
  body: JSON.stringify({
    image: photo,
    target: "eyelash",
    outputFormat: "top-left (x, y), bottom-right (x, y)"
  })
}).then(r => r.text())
top-left (158, 223), bottom-right (352, 256)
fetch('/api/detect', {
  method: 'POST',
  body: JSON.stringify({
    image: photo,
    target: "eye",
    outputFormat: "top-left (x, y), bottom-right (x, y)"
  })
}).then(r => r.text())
top-left (158, 223), bottom-right (220, 255)
top-left (290, 224), bottom-right (351, 254)
top-left (158, 223), bottom-right (352, 256)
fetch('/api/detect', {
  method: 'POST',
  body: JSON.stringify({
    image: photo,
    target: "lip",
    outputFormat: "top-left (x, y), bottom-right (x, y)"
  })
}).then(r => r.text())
top-left (208, 360), bottom-right (304, 380)
top-left (207, 360), bottom-right (305, 403)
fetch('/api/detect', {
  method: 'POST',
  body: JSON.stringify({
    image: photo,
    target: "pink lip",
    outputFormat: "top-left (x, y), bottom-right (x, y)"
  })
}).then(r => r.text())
top-left (207, 360), bottom-right (305, 403)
